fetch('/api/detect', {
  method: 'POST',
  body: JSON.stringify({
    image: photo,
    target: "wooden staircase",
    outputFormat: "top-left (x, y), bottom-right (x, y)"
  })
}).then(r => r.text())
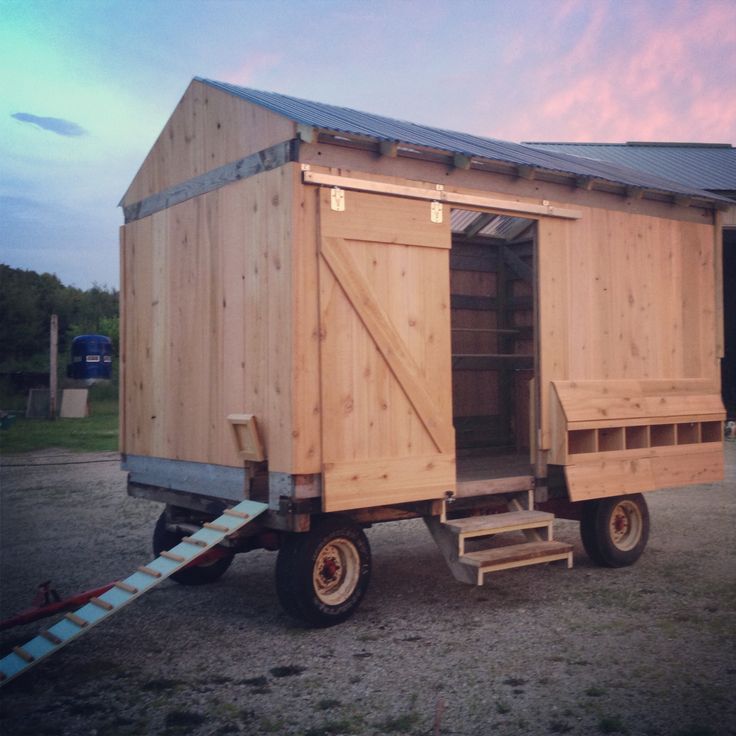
top-left (425, 496), bottom-right (573, 586)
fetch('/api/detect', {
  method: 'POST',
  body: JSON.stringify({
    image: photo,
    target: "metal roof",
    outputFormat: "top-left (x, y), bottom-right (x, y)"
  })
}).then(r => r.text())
top-left (522, 142), bottom-right (736, 195)
top-left (197, 78), bottom-right (726, 204)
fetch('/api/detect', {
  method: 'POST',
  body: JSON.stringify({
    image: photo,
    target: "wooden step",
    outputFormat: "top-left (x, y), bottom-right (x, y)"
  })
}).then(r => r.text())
top-left (444, 510), bottom-right (553, 537)
top-left (460, 541), bottom-right (573, 585)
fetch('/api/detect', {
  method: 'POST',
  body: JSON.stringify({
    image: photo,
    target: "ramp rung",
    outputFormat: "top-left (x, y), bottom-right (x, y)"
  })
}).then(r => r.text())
top-left (40, 630), bottom-right (62, 645)
top-left (182, 536), bottom-right (207, 547)
top-left (65, 612), bottom-right (88, 628)
top-left (114, 581), bottom-right (138, 594)
top-left (203, 522), bottom-right (230, 533)
top-left (223, 509), bottom-right (250, 519)
top-left (13, 647), bottom-right (34, 663)
top-left (0, 499), bottom-right (269, 687)
top-left (89, 597), bottom-right (114, 611)
top-left (160, 550), bottom-right (186, 563)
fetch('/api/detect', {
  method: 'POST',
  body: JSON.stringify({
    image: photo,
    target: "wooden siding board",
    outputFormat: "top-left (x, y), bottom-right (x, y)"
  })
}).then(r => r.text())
top-left (290, 167), bottom-right (322, 472)
top-left (120, 168), bottom-right (295, 471)
top-left (317, 188), bottom-right (455, 510)
top-left (122, 80), bottom-right (296, 207)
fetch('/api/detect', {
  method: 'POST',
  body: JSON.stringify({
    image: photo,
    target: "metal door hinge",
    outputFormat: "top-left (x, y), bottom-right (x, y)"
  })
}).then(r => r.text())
top-left (430, 200), bottom-right (443, 223)
top-left (331, 187), bottom-right (345, 212)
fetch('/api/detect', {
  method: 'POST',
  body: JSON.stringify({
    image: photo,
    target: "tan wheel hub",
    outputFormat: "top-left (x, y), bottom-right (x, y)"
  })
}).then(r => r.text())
top-left (313, 538), bottom-right (360, 606)
top-left (609, 500), bottom-right (643, 551)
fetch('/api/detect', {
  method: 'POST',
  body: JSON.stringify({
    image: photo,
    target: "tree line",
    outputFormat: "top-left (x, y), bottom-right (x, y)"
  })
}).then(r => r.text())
top-left (0, 264), bottom-right (119, 371)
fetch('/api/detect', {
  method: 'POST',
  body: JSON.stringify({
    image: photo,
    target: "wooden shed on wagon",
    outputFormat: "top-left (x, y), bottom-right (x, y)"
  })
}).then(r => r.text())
top-left (119, 79), bottom-right (727, 624)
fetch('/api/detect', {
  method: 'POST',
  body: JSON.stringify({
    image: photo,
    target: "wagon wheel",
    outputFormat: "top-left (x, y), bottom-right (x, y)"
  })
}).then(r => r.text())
top-left (580, 494), bottom-right (650, 567)
top-left (276, 516), bottom-right (371, 627)
top-left (153, 508), bottom-right (234, 585)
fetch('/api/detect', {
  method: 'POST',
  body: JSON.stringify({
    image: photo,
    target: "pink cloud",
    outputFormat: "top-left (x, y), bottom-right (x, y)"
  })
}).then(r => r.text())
top-left (489, 0), bottom-right (736, 142)
top-left (224, 52), bottom-right (282, 86)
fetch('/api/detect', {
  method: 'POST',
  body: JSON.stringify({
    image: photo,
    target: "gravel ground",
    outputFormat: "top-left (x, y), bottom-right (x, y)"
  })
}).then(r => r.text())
top-left (0, 443), bottom-right (734, 736)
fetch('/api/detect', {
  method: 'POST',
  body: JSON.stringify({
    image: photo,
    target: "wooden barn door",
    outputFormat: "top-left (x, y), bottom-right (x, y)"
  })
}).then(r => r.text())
top-left (317, 187), bottom-right (456, 512)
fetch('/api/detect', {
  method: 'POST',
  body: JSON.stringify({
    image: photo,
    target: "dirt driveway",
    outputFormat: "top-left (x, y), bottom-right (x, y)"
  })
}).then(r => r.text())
top-left (1, 444), bottom-right (734, 736)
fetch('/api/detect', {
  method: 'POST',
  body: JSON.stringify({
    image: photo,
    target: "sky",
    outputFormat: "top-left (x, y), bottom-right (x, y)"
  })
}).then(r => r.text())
top-left (1, 0), bottom-right (735, 290)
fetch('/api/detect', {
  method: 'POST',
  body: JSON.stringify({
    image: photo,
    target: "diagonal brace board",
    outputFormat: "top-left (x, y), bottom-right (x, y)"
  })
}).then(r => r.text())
top-left (320, 236), bottom-right (454, 455)
top-left (0, 499), bottom-right (268, 686)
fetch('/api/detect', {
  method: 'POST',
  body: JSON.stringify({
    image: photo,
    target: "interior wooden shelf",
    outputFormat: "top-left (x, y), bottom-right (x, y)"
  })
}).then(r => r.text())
top-left (451, 328), bottom-right (520, 334)
top-left (566, 419), bottom-right (722, 458)
top-left (451, 354), bottom-right (534, 370)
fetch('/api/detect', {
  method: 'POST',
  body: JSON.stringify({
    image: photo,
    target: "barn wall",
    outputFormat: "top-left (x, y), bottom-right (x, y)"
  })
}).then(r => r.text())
top-left (538, 208), bottom-right (719, 446)
top-left (120, 165), bottom-right (296, 471)
top-left (122, 80), bottom-right (295, 207)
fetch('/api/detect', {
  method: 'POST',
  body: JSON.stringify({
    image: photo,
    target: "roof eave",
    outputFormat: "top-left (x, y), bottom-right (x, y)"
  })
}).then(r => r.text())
top-left (308, 126), bottom-right (727, 210)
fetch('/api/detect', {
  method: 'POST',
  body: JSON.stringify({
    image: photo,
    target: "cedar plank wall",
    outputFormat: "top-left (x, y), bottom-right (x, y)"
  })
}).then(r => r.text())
top-left (121, 84), bottom-right (300, 471)
top-left (296, 148), bottom-right (720, 459)
top-left (121, 166), bottom-right (295, 469)
top-left (121, 80), bottom-right (295, 207)
top-left (538, 210), bottom-right (718, 450)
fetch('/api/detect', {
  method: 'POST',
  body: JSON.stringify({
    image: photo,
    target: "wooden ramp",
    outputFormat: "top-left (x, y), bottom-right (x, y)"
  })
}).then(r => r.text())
top-left (0, 500), bottom-right (268, 686)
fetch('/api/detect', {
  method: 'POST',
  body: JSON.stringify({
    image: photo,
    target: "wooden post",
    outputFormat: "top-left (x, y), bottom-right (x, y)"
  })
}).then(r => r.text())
top-left (49, 314), bottom-right (58, 420)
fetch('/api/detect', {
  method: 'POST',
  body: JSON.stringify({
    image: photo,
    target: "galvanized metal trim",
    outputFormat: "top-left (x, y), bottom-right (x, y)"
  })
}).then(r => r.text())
top-left (123, 139), bottom-right (299, 223)
top-left (122, 454), bottom-right (246, 501)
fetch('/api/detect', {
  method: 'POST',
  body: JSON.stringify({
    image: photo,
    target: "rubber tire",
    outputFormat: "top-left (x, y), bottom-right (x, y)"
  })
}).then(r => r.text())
top-left (580, 494), bottom-right (650, 568)
top-left (275, 516), bottom-right (371, 627)
top-left (152, 509), bottom-right (234, 585)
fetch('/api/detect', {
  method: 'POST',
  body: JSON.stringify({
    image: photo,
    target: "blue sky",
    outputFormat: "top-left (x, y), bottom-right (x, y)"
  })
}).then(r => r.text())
top-left (1, 0), bottom-right (734, 289)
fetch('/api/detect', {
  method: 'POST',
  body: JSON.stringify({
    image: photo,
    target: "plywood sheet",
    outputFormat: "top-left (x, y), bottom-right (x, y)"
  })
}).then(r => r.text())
top-left (60, 389), bottom-right (89, 418)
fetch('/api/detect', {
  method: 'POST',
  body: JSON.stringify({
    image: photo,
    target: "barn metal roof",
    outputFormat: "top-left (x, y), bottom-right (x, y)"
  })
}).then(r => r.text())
top-left (197, 78), bottom-right (727, 205)
top-left (522, 142), bottom-right (736, 195)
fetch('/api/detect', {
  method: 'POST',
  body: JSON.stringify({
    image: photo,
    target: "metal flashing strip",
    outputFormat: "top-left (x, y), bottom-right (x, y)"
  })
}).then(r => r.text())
top-left (122, 454), bottom-right (246, 501)
top-left (123, 138), bottom-right (299, 223)
top-left (302, 170), bottom-right (582, 220)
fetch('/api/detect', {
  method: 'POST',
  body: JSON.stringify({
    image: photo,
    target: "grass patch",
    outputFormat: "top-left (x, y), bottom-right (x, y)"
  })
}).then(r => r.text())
top-left (270, 665), bottom-right (306, 678)
top-left (598, 716), bottom-right (628, 734)
top-left (317, 699), bottom-right (342, 711)
top-left (375, 712), bottom-right (420, 733)
top-left (144, 678), bottom-right (185, 692)
top-left (304, 717), bottom-right (363, 736)
top-left (495, 701), bottom-right (511, 715)
top-left (585, 686), bottom-right (607, 697)
top-left (0, 399), bottom-right (118, 453)
top-left (550, 721), bottom-right (573, 734)
top-left (164, 710), bottom-right (207, 733)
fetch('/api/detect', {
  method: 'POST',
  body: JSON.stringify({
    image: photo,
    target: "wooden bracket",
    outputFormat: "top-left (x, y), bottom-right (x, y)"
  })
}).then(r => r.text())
top-left (379, 140), bottom-right (398, 158)
top-left (227, 413), bottom-right (266, 461)
top-left (453, 154), bottom-right (471, 170)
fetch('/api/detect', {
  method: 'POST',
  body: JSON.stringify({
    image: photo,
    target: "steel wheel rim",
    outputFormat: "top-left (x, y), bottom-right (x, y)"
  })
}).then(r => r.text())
top-left (609, 500), bottom-right (642, 551)
top-left (313, 538), bottom-right (360, 606)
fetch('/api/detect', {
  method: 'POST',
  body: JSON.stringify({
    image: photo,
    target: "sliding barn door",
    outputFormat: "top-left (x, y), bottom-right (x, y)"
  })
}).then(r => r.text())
top-left (317, 188), bottom-right (455, 512)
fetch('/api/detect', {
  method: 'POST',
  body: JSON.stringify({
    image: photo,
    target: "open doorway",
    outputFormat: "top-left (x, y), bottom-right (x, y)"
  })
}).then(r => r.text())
top-left (450, 209), bottom-right (537, 485)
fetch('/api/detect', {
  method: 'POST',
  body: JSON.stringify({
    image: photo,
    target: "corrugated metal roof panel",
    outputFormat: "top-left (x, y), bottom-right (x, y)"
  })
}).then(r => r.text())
top-left (197, 78), bottom-right (726, 203)
top-left (522, 142), bottom-right (736, 193)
